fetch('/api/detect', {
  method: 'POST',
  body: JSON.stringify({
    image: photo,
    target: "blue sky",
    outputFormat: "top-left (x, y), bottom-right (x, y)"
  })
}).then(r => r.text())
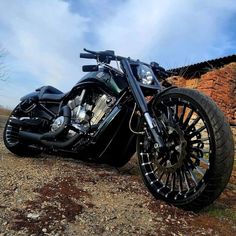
top-left (0, 0), bottom-right (236, 108)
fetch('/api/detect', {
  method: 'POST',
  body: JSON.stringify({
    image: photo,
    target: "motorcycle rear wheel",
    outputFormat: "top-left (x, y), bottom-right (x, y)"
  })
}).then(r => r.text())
top-left (3, 103), bottom-right (42, 157)
top-left (138, 88), bottom-right (234, 211)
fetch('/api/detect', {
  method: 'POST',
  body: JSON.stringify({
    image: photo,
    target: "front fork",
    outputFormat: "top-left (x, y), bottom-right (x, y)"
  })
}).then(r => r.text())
top-left (121, 59), bottom-right (165, 150)
top-left (143, 113), bottom-right (165, 149)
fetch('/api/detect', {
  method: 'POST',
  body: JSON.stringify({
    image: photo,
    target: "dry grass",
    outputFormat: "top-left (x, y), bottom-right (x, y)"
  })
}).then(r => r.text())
top-left (0, 108), bottom-right (11, 116)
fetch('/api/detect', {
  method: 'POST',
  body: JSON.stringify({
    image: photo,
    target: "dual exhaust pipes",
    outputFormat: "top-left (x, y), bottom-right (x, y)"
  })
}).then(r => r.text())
top-left (18, 106), bottom-right (81, 148)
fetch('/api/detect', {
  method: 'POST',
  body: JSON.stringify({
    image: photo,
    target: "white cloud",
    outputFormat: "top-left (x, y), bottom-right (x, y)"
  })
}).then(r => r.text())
top-left (97, 0), bottom-right (236, 67)
top-left (0, 0), bottom-right (235, 107)
top-left (0, 0), bottom-right (90, 90)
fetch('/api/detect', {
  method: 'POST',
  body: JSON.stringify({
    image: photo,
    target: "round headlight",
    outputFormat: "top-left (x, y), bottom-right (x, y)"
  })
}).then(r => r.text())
top-left (137, 65), bottom-right (155, 85)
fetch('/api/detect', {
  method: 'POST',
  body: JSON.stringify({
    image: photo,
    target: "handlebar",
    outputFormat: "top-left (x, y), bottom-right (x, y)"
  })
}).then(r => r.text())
top-left (80, 53), bottom-right (97, 59)
top-left (80, 48), bottom-right (125, 62)
top-left (79, 48), bottom-right (174, 77)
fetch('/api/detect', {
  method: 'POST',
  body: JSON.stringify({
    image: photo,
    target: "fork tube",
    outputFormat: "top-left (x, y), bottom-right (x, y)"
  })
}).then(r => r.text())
top-left (121, 59), bottom-right (164, 149)
top-left (121, 59), bottom-right (149, 112)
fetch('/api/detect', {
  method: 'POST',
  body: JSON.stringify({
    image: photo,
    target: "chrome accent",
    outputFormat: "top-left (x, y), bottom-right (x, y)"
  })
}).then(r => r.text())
top-left (76, 89), bottom-right (86, 117)
top-left (141, 162), bottom-right (152, 166)
top-left (91, 94), bottom-right (110, 125)
top-left (51, 116), bottom-right (64, 132)
top-left (144, 113), bottom-right (154, 129)
top-left (150, 180), bottom-right (158, 185)
top-left (145, 171), bottom-right (154, 176)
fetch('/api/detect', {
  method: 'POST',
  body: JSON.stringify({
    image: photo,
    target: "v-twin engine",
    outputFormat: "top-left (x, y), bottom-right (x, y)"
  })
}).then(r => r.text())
top-left (90, 94), bottom-right (111, 125)
top-left (67, 90), bottom-right (116, 127)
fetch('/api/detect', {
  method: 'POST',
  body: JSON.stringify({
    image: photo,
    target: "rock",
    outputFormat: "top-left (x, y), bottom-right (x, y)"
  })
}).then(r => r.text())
top-left (160, 227), bottom-right (166, 231)
top-left (3, 221), bottom-right (8, 225)
top-left (60, 219), bottom-right (67, 225)
top-left (27, 213), bottom-right (40, 219)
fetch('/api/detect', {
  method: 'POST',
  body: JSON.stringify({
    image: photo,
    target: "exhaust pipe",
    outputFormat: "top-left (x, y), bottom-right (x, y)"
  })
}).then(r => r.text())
top-left (19, 131), bottom-right (42, 143)
top-left (19, 131), bottom-right (82, 148)
top-left (41, 105), bottom-right (71, 140)
top-left (41, 133), bottom-right (81, 148)
top-left (18, 105), bottom-right (82, 148)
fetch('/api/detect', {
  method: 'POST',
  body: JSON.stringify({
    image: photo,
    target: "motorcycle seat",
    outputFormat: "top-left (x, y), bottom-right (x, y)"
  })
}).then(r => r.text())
top-left (36, 86), bottom-right (65, 102)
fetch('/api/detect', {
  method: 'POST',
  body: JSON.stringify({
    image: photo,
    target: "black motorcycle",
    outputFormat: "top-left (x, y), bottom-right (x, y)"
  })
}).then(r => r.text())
top-left (3, 49), bottom-right (234, 211)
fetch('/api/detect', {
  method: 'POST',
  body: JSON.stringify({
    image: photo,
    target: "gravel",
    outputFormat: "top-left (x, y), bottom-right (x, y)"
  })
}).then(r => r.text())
top-left (0, 117), bottom-right (235, 235)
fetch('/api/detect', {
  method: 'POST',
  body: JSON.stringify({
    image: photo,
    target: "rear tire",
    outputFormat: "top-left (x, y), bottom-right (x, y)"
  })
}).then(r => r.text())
top-left (3, 104), bottom-right (42, 157)
top-left (138, 88), bottom-right (234, 211)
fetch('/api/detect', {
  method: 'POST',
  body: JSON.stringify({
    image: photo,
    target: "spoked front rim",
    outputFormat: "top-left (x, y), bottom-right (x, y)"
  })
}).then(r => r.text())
top-left (138, 95), bottom-right (214, 203)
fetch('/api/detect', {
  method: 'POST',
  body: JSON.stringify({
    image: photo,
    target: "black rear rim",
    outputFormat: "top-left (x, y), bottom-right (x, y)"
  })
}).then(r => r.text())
top-left (138, 95), bottom-right (214, 203)
top-left (4, 116), bottom-right (20, 147)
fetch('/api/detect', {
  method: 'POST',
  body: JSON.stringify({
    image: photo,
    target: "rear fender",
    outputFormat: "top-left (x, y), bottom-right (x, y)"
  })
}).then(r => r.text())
top-left (20, 91), bottom-right (39, 102)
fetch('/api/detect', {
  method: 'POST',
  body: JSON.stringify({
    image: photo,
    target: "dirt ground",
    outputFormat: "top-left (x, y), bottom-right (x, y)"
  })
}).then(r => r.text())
top-left (0, 115), bottom-right (235, 236)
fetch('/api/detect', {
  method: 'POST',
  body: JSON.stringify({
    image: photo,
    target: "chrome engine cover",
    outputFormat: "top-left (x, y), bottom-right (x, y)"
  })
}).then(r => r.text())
top-left (51, 116), bottom-right (64, 132)
top-left (91, 94), bottom-right (110, 125)
top-left (68, 91), bottom-right (116, 126)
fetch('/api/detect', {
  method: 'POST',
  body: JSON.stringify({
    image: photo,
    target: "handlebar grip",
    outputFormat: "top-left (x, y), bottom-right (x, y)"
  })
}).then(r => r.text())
top-left (80, 53), bottom-right (97, 59)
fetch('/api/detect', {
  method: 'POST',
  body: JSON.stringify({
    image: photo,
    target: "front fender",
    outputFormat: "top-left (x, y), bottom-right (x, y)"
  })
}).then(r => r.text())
top-left (153, 86), bottom-right (177, 103)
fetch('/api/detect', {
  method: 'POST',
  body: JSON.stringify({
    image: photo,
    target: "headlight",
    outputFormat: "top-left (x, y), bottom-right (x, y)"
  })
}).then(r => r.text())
top-left (137, 64), bottom-right (155, 85)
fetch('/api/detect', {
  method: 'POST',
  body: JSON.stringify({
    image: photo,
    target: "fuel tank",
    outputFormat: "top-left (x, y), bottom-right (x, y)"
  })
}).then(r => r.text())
top-left (76, 68), bottom-right (128, 96)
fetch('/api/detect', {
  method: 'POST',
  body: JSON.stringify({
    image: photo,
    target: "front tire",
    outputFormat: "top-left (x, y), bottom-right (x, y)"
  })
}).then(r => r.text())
top-left (138, 88), bottom-right (234, 211)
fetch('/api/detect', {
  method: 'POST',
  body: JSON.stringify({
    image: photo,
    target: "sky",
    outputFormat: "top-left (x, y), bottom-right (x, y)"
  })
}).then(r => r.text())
top-left (0, 0), bottom-right (236, 108)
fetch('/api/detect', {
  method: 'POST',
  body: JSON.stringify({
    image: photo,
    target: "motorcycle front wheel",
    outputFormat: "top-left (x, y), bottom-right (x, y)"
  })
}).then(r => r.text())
top-left (138, 88), bottom-right (234, 211)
